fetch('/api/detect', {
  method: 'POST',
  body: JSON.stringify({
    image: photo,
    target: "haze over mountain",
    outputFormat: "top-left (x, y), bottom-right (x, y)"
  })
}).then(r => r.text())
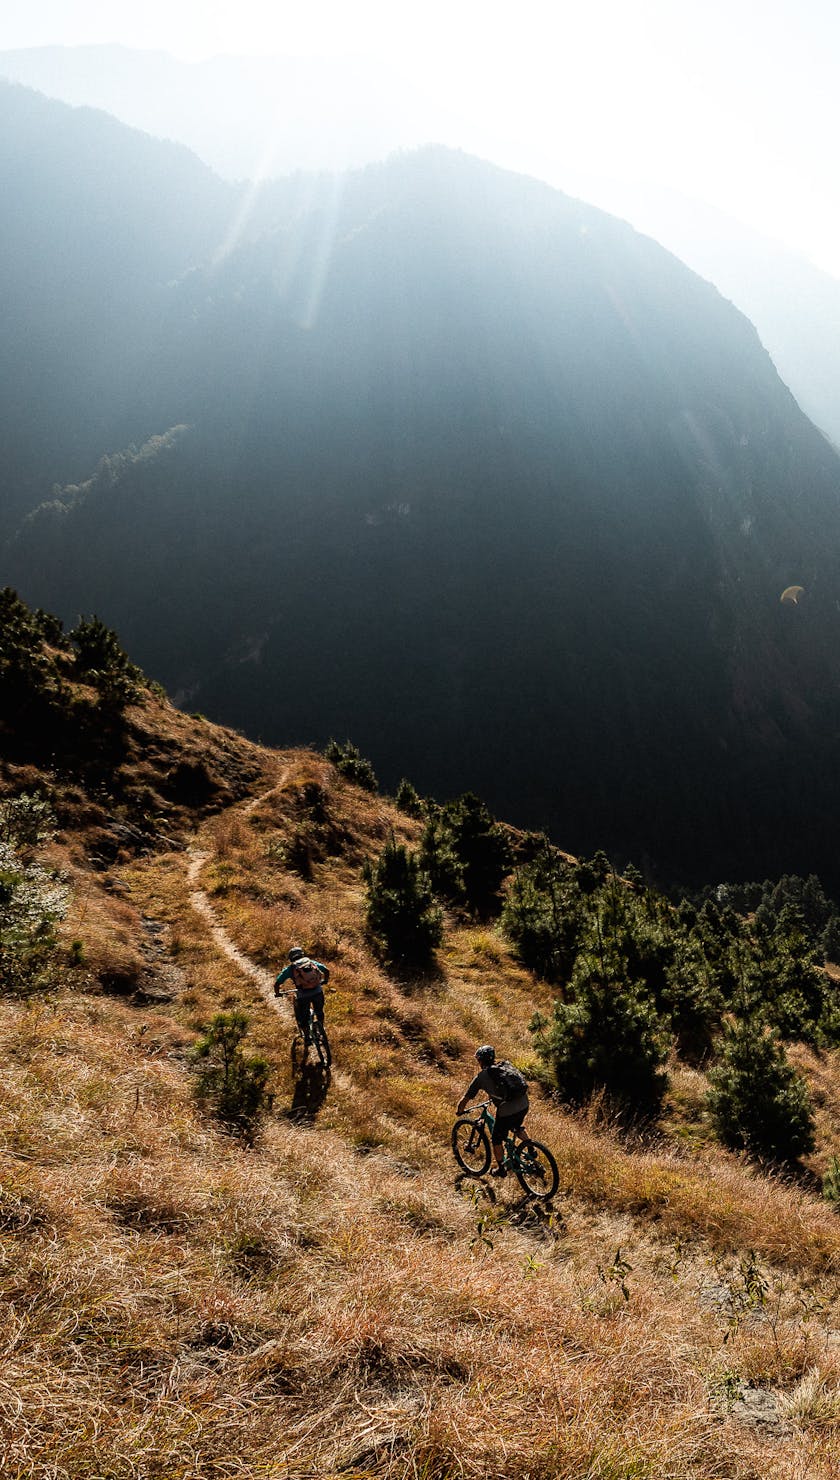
top-left (4, 80), bottom-right (840, 889)
top-left (2, 44), bottom-right (840, 449)
top-left (588, 182), bottom-right (840, 451)
top-left (0, 44), bottom-right (451, 177)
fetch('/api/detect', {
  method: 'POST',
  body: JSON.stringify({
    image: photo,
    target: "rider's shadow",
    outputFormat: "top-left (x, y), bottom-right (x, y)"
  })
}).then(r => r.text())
top-left (454, 1171), bottom-right (497, 1203)
top-left (286, 1061), bottom-right (331, 1122)
top-left (453, 1173), bottom-right (564, 1236)
top-left (505, 1192), bottom-right (565, 1237)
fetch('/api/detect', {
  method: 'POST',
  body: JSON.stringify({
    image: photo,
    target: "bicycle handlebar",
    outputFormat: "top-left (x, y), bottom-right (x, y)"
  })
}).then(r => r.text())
top-left (274, 986), bottom-right (336, 996)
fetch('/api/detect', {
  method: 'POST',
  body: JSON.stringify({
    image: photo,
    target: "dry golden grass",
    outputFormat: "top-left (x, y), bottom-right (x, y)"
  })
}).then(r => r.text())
top-left (2, 741), bottom-right (840, 1477)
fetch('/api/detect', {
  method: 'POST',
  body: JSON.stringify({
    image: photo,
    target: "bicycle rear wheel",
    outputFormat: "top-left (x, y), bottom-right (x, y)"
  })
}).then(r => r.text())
top-left (513, 1140), bottom-right (559, 1199)
top-left (310, 1017), bottom-right (331, 1068)
top-left (452, 1118), bottom-right (492, 1176)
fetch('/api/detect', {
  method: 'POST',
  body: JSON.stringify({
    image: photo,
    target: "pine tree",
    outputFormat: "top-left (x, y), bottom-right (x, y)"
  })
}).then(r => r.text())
top-left (365, 837), bottom-right (442, 968)
top-left (192, 1011), bottom-right (270, 1143)
top-left (707, 1019), bottom-right (815, 1163)
top-left (532, 943), bottom-right (669, 1118)
top-left (325, 738), bottom-right (378, 791)
top-left (71, 614), bottom-right (142, 705)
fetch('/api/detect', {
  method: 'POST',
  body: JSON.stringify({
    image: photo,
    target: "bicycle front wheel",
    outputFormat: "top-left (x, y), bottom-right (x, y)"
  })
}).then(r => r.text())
top-left (452, 1118), bottom-right (491, 1176)
top-left (513, 1140), bottom-right (559, 1199)
top-left (310, 1018), bottom-right (331, 1068)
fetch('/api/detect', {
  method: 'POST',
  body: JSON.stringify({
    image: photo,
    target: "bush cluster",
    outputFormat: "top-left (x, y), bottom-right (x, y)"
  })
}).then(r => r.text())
top-left (1, 588), bottom-right (143, 711)
top-left (715, 873), bottom-right (840, 966)
top-left (192, 1011), bottom-right (271, 1144)
top-left (418, 792), bottom-right (512, 920)
top-left (363, 836), bottom-right (442, 970)
top-left (325, 738), bottom-right (378, 792)
top-left (1, 589), bottom-right (147, 784)
top-left (71, 614), bottom-right (143, 706)
top-left (364, 788), bottom-right (513, 968)
top-left (0, 794), bottom-right (69, 995)
top-left (504, 842), bottom-right (828, 1160)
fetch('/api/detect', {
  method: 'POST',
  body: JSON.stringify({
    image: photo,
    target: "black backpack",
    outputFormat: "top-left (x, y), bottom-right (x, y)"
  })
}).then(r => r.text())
top-left (490, 1061), bottom-right (528, 1099)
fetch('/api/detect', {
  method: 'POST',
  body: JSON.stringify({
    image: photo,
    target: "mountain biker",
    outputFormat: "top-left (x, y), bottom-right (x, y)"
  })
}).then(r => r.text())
top-left (456, 1044), bottom-right (530, 1177)
top-left (274, 946), bottom-right (330, 1046)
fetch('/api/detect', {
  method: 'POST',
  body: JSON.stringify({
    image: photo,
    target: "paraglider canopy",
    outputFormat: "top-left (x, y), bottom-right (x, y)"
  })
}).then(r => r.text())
top-left (780, 585), bottom-right (805, 605)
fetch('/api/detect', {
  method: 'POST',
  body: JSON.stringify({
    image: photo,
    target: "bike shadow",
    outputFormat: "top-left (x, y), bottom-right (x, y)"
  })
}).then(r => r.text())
top-left (454, 1172), bottom-right (564, 1238)
top-left (285, 1059), bottom-right (332, 1122)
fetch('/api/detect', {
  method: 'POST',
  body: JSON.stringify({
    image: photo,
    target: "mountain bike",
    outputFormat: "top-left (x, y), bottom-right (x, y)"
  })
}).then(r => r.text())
top-left (299, 999), bottom-right (331, 1067)
top-left (277, 990), bottom-right (332, 1068)
top-left (451, 1102), bottom-right (559, 1199)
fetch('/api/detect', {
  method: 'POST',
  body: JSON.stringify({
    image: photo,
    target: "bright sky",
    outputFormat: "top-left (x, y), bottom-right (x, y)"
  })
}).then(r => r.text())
top-left (3, 0), bottom-right (840, 279)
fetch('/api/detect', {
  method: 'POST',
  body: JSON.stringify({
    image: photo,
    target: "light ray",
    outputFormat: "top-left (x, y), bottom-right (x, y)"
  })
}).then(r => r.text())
top-left (298, 171), bottom-right (346, 330)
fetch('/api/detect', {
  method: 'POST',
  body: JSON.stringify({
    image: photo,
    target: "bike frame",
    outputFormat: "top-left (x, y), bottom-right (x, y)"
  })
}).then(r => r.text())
top-left (452, 1102), bottom-right (558, 1198)
top-left (275, 987), bottom-right (331, 1061)
top-left (470, 1102), bottom-right (528, 1167)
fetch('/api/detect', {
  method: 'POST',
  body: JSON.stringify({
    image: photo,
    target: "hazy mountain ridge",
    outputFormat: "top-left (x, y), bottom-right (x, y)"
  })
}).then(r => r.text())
top-left (3, 86), bottom-right (840, 886)
top-left (3, 44), bottom-right (840, 450)
top-left (0, 43), bottom-right (455, 178)
top-left (0, 81), bottom-right (231, 533)
top-left (596, 184), bottom-right (840, 449)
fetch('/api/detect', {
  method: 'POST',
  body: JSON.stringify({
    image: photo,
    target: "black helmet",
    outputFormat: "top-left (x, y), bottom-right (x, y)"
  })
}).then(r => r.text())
top-left (288, 946), bottom-right (305, 961)
top-left (475, 1044), bottom-right (496, 1065)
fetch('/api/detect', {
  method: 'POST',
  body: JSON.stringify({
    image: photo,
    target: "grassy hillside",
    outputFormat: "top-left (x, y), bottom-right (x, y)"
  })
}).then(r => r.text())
top-left (2, 623), bottom-right (840, 1478)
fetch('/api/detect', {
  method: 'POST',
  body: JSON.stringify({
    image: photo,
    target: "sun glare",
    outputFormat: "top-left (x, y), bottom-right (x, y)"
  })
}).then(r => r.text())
top-left (1, 1), bottom-right (838, 276)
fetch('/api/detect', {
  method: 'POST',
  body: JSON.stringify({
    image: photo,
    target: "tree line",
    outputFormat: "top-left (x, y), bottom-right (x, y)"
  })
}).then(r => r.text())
top-left (363, 770), bottom-right (839, 1169)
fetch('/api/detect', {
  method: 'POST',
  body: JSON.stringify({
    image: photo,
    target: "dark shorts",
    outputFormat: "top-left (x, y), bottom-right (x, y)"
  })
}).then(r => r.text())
top-left (294, 989), bottom-right (324, 1035)
top-left (491, 1106), bottom-right (527, 1145)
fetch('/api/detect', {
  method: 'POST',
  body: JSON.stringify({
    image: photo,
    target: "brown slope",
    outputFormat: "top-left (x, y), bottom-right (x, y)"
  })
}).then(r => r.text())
top-left (3, 687), bottom-right (840, 1476)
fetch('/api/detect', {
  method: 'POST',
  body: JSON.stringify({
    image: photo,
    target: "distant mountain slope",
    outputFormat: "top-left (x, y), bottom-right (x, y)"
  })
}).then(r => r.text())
top-left (0, 44), bottom-right (444, 178)
top-left (0, 80), bottom-right (231, 533)
top-left (591, 184), bottom-right (840, 449)
top-left (3, 45), bottom-right (840, 450)
top-left (3, 92), bottom-right (840, 887)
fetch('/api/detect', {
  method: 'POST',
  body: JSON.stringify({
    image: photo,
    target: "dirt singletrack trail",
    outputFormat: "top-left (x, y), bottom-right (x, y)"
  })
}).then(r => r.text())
top-left (187, 849), bottom-right (282, 1001)
top-left (183, 762), bottom-right (353, 1100)
top-left (186, 767), bottom-right (292, 1022)
top-left (174, 762), bottom-right (568, 1242)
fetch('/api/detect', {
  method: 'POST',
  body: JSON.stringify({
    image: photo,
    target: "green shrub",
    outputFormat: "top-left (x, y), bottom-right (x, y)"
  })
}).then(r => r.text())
top-left (532, 948), bottom-right (669, 1119)
top-left (70, 614), bottom-right (142, 706)
top-left (420, 792), bottom-right (512, 918)
top-left (706, 1019), bottom-right (815, 1164)
top-left (418, 814), bottom-right (465, 904)
top-left (441, 792), bottom-right (512, 917)
top-left (735, 913), bottom-right (828, 1045)
top-left (0, 587), bottom-right (61, 699)
top-left (0, 795), bottom-right (68, 996)
top-left (0, 793), bottom-right (57, 853)
top-left (192, 1011), bottom-right (271, 1143)
top-left (502, 844), bottom-right (584, 981)
top-left (661, 939), bottom-right (723, 1063)
top-left (821, 916), bottom-right (840, 964)
top-left (395, 777), bottom-right (424, 816)
top-left (823, 1154), bottom-right (840, 1207)
top-left (574, 850), bottom-right (614, 896)
top-left (364, 837), bottom-right (442, 969)
top-left (325, 738), bottom-right (378, 791)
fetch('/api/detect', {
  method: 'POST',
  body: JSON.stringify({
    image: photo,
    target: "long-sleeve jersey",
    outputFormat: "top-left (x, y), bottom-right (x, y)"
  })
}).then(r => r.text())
top-left (274, 959), bottom-right (330, 994)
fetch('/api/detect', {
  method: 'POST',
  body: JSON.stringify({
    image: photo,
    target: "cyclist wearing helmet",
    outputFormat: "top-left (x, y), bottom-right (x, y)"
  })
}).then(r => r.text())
top-left (274, 946), bottom-right (331, 1045)
top-left (456, 1044), bottom-right (530, 1177)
